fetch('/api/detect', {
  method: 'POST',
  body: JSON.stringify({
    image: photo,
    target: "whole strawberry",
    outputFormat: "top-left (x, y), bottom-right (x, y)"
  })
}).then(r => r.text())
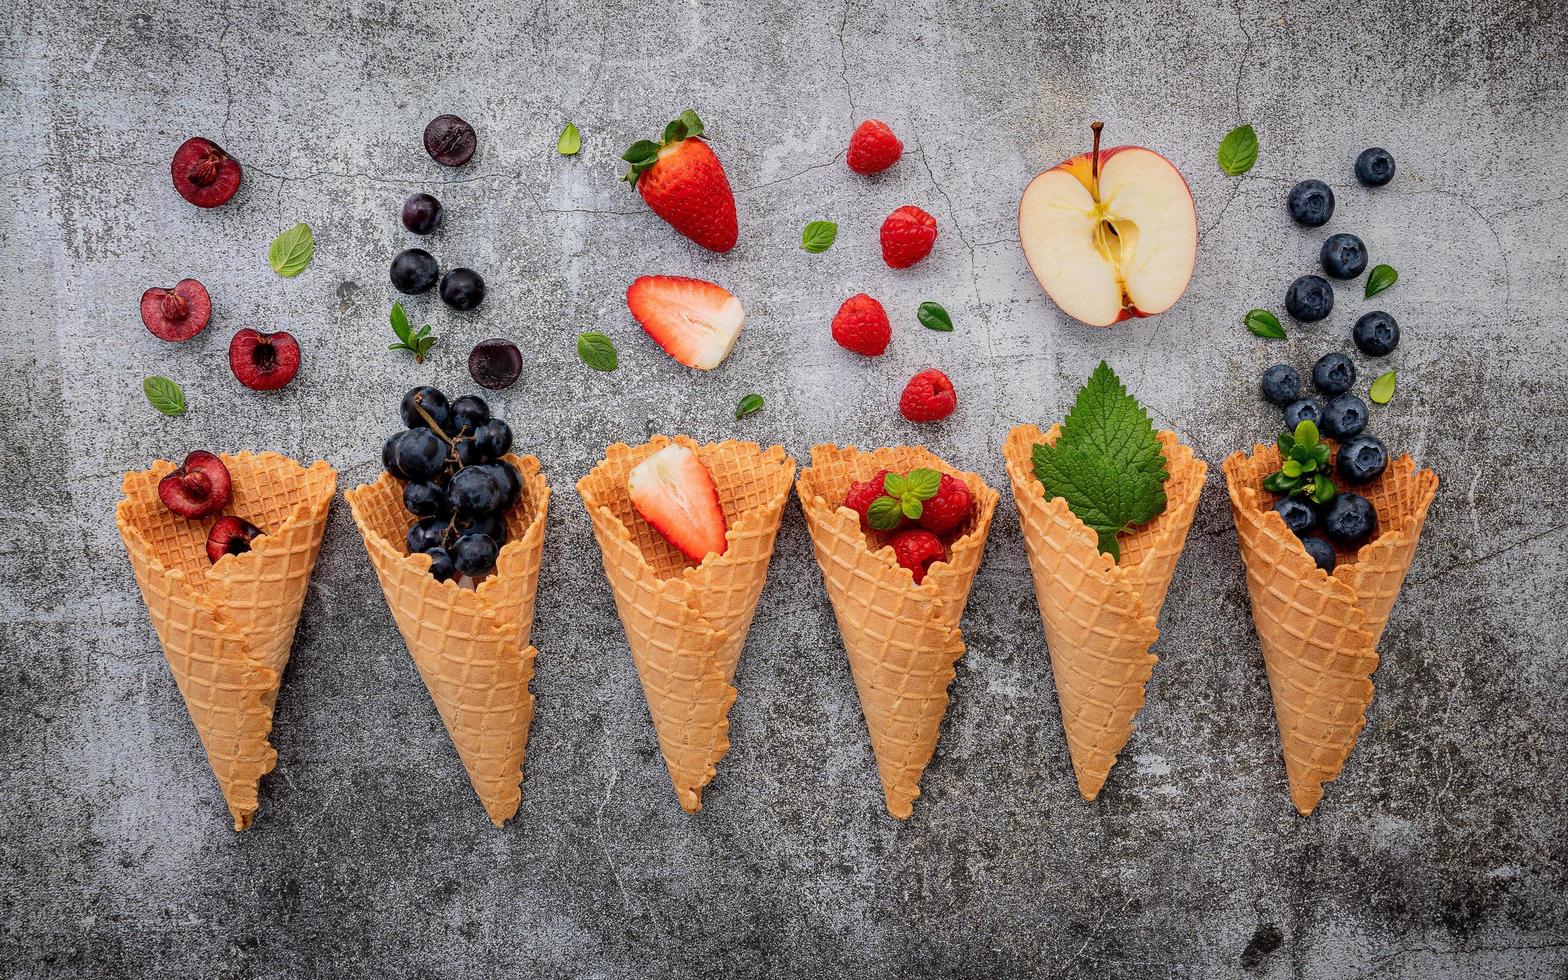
top-left (918, 474), bottom-right (973, 535)
top-left (890, 529), bottom-right (946, 584)
top-left (832, 293), bottom-right (891, 356)
top-left (847, 120), bottom-right (903, 175)
top-left (844, 469), bottom-right (902, 529)
top-left (900, 368), bottom-right (957, 422)
top-left (623, 110), bottom-right (738, 252)
top-left (880, 205), bottom-right (937, 269)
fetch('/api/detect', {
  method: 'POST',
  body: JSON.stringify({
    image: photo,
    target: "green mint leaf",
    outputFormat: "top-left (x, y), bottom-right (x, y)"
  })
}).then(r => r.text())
top-left (390, 303), bottom-right (435, 363)
top-left (904, 468), bottom-right (941, 500)
top-left (557, 123), bottom-right (581, 156)
top-left (1031, 361), bottom-right (1168, 559)
top-left (678, 109), bottom-right (703, 138)
top-left (390, 302), bottom-right (412, 343)
top-left (1294, 419), bottom-right (1319, 449)
top-left (143, 376), bottom-right (186, 417)
top-left (882, 473), bottom-right (909, 498)
top-left (801, 220), bottom-right (838, 253)
top-left (577, 332), bottom-right (618, 371)
top-left (1244, 308), bottom-right (1286, 339)
top-left (1096, 529), bottom-right (1122, 561)
top-left (867, 495), bottom-right (904, 530)
top-left (1282, 459), bottom-right (1303, 477)
top-left (1370, 370), bottom-right (1397, 405)
top-left (1218, 124), bottom-right (1258, 176)
top-left (268, 222), bottom-right (314, 277)
top-left (1366, 264), bottom-right (1398, 298)
top-left (735, 393), bottom-right (764, 419)
top-left (901, 495), bottom-right (924, 520)
top-left (1312, 474), bottom-right (1338, 504)
top-left (918, 302), bottom-right (953, 332)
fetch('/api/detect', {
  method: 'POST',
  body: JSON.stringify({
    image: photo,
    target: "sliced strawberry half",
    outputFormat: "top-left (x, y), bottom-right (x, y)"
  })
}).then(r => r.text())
top-left (625, 275), bottom-right (745, 371)
top-left (627, 443), bottom-right (729, 562)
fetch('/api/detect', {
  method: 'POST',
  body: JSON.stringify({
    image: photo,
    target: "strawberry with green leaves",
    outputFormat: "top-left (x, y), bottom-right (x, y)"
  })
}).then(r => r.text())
top-left (623, 110), bottom-right (738, 253)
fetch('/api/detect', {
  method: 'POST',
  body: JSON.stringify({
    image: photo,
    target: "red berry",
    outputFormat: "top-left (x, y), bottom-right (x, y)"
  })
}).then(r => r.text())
top-left (844, 469), bottom-right (903, 529)
top-left (139, 279), bottom-right (211, 342)
top-left (170, 137), bottom-right (242, 208)
top-left (157, 450), bottom-right (233, 519)
top-left (899, 368), bottom-right (957, 422)
top-left (880, 205), bottom-right (937, 269)
top-left (847, 120), bottom-right (903, 175)
top-left (918, 474), bottom-right (973, 536)
top-left (890, 529), bottom-right (946, 584)
top-left (831, 293), bottom-right (892, 357)
top-left (228, 328), bottom-right (301, 391)
top-left (206, 516), bottom-right (265, 564)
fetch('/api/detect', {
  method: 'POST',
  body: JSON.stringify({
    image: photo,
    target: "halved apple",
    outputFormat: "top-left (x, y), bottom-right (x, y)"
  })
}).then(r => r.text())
top-left (1019, 123), bottom-right (1198, 327)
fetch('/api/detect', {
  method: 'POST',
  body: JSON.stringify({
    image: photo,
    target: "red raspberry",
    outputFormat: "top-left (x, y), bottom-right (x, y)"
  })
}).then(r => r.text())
top-left (918, 474), bottom-right (973, 536)
top-left (890, 529), bottom-right (946, 584)
top-left (846, 120), bottom-right (903, 175)
top-left (899, 368), bottom-right (957, 422)
top-left (880, 205), bottom-right (937, 269)
top-left (831, 293), bottom-right (892, 357)
top-left (843, 469), bottom-right (902, 529)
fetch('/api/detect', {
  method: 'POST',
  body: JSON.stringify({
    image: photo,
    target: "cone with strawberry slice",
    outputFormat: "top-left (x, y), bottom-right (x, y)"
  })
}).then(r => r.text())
top-left (797, 447), bottom-right (1000, 818)
top-left (1001, 363), bottom-right (1206, 801)
top-left (622, 109), bottom-right (738, 253)
top-left (578, 435), bottom-right (795, 811)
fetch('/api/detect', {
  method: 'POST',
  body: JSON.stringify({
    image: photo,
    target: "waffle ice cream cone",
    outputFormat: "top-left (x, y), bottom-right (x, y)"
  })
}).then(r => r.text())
top-left (1224, 444), bottom-right (1437, 814)
top-left (116, 451), bottom-right (337, 830)
top-left (1002, 425), bottom-right (1206, 800)
top-left (345, 454), bottom-right (549, 827)
top-left (797, 445), bottom-right (999, 819)
top-left (579, 436), bottom-right (795, 812)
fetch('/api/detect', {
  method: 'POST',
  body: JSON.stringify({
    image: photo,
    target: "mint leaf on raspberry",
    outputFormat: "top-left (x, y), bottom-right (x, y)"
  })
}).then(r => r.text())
top-left (867, 495), bottom-right (905, 531)
top-left (1031, 361), bottom-right (1168, 561)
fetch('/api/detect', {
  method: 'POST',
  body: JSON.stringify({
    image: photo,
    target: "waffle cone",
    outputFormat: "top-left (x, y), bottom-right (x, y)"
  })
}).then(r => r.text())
top-left (345, 454), bottom-right (550, 827)
top-left (796, 445), bottom-right (999, 819)
top-left (115, 452), bottom-right (337, 830)
top-left (1224, 444), bottom-right (1438, 814)
top-left (578, 436), bottom-right (796, 812)
top-left (1002, 425), bottom-right (1206, 800)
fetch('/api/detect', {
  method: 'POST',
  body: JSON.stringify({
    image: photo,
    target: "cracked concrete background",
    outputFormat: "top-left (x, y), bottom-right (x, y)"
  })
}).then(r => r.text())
top-left (3, 0), bottom-right (1566, 977)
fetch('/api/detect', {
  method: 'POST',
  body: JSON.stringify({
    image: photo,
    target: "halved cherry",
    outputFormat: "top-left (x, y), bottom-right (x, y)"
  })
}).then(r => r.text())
top-left (139, 279), bottom-right (211, 342)
top-left (206, 516), bottom-right (265, 563)
top-left (157, 451), bottom-right (232, 519)
top-left (171, 137), bottom-right (243, 208)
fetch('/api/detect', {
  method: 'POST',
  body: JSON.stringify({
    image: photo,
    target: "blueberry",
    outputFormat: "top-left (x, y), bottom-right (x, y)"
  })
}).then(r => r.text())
top-left (425, 546), bottom-right (457, 582)
top-left (1337, 435), bottom-right (1388, 485)
top-left (1286, 275), bottom-right (1334, 322)
top-left (401, 193), bottom-right (444, 235)
top-left (390, 248), bottom-right (440, 294)
top-left (401, 386), bottom-right (451, 431)
top-left (449, 395), bottom-right (491, 434)
top-left (1320, 234), bottom-right (1367, 280)
top-left (1353, 311), bottom-right (1400, 356)
top-left (488, 460), bottom-right (522, 510)
top-left (1321, 394), bottom-right (1368, 440)
top-left (1312, 353), bottom-right (1356, 396)
top-left (1287, 179), bottom-right (1335, 227)
top-left (1355, 147), bottom-right (1395, 187)
top-left (406, 515), bottom-right (449, 554)
top-left (473, 419), bottom-right (512, 460)
top-left (403, 479), bottom-right (449, 518)
top-left (1273, 497), bottom-right (1318, 537)
top-left (1261, 364), bottom-right (1302, 405)
top-left (460, 511), bottom-right (509, 547)
top-left (451, 533), bottom-right (500, 576)
top-left (394, 427), bottom-right (448, 481)
top-left (383, 432), bottom-right (408, 479)
top-left (1323, 492), bottom-right (1378, 548)
top-left (1283, 399), bottom-right (1322, 429)
top-left (440, 268), bottom-right (486, 311)
top-left (1300, 535), bottom-right (1337, 573)
top-left (448, 465), bottom-right (502, 516)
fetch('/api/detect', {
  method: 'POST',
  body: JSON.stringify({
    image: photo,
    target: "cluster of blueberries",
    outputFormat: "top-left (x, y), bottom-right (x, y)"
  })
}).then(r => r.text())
top-left (382, 387), bottom-right (521, 581)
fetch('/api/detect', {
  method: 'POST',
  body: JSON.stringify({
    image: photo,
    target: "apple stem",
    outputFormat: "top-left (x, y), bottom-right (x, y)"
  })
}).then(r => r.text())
top-left (1090, 121), bottom-right (1103, 200)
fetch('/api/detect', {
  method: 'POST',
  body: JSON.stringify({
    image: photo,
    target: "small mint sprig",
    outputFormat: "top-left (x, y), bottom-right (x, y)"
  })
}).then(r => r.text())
top-left (1262, 419), bottom-right (1337, 504)
top-left (867, 468), bottom-right (942, 530)
top-left (388, 301), bottom-right (436, 363)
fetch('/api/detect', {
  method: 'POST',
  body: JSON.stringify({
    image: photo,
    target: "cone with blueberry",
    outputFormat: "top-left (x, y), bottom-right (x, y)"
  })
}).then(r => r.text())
top-left (796, 446), bottom-right (999, 818)
top-left (578, 435), bottom-right (796, 812)
top-left (344, 388), bottom-right (550, 826)
top-left (116, 450), bottom-right (337, 830)
top-left (1001, 363), bottom-right (1207, 800)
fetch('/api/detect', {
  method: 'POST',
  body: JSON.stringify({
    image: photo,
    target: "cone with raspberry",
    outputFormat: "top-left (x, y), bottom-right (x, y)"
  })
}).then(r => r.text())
top-left (797, 445), bottom-right (999, 818)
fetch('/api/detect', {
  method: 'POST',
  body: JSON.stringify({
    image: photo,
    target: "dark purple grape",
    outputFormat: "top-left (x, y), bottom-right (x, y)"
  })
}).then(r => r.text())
top-left (423, 114), bottom-right (476, 167)
top-left (469, 339), bottom-right (522, 390)
top-left (425, 546), bottom-right (457, 582)
top-left (449, 395), bottom-right (490, 433)
top-left (451, 533), bottom-right (499, 576)
top-left (439, 268), bottom-right (485, 311)
top-left (402, 193), bottom-right (444, 235)
top-left (489, 461), bottom-right (522, 510)
top-left (403, 480), bottom-right (449, 518)
top-left (473, 419), bottom-right (512, 459)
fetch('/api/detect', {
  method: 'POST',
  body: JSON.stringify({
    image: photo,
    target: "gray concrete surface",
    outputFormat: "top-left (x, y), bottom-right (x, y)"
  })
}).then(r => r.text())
top-left (3, 0), bottom-right (1566, 977)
